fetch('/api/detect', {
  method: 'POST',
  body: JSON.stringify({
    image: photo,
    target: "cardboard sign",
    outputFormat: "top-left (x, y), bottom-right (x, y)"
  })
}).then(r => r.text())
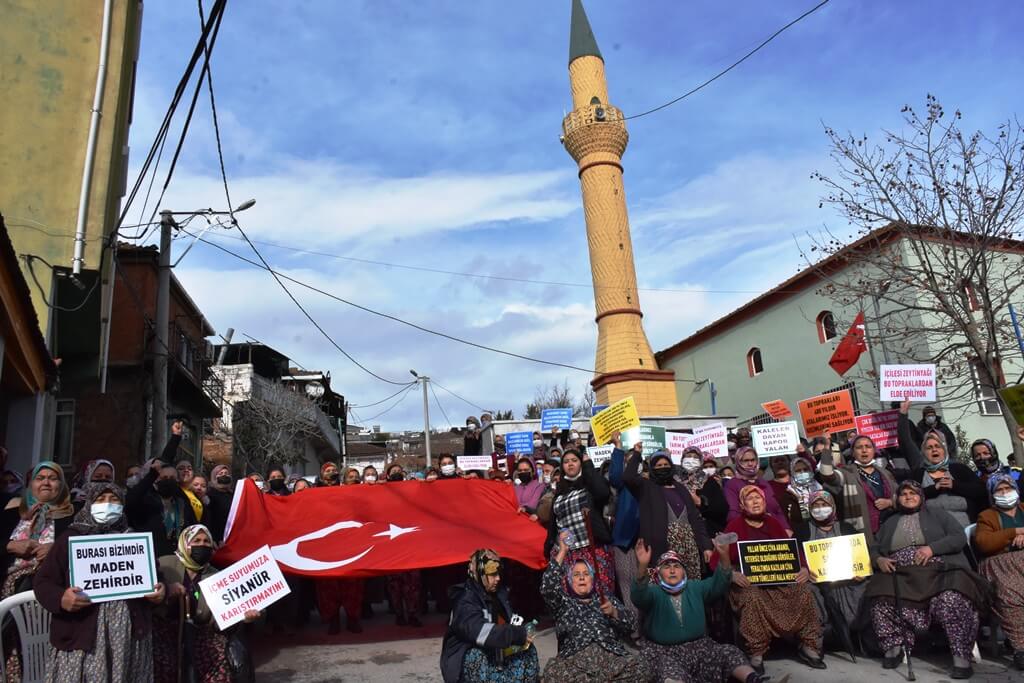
top-left (68, 532), bottom-right (157, 603)
top-left (798, 389), bottom-right (856, 437)
top-left (761, 400), bottom-right (793, 419)
top-left (853, 410), bottom-right (900, 449)
top-left (686, 422), bottom-right (729, 460)
top-left (667, 432), bottom-right (693, 464)
top-left (457, 455), bottom-right (494, 471)
top-left (998, 384), bottom-right (1024, 426)
top-left (200, 545), bottom-right (291, 630)
top-left (541, 408), bottom-right (573, 431)
top-left (738, 538), bottom-right (801, 586)
top-left (586, 445), bottom-right (615, 467)
top-left (751, 421), bottom-right (800, 457)
top-left (591, 404), bottom-right (608, 417)
top-left (590, 397), bottom-right (640, 445)
top-left (880, 364), bottom-right (937, 401)
top-left (620, 424), bottom-right (667, 458)
top-left (504, 431), bottom-right (535, 455)
top-left (803, 533), bottom-right (872, 583)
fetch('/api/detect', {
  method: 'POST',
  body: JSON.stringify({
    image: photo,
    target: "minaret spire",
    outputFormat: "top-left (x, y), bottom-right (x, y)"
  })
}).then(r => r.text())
top-left (569, 0), bottom-right (603, 64)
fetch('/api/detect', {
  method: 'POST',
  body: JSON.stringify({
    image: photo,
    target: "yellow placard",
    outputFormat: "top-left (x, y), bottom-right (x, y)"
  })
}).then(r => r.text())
top-left (589, 396), bottom-right (640, 446)
top-left (998, 384), bottom-right (1024, 426)
top-left (802, 533), bottom-right (872, 583)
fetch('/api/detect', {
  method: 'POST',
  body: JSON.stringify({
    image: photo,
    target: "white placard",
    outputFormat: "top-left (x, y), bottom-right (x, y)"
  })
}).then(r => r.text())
top-left (199, 545), bottom-right (292, 630)
top-left (880, 364), bottom-right (936, 402)
top-left (685, 422), bottom-right (729, 460)
top-left (751, 421), bottom-right (801, 457)
top-left (68, 532), bottom-right (156, 604)
top-left (667, 432), bottom-right (692, 464)
top-left (456, 455), bottom-right (493, 471)
top-left (586, 445), bottom-right (615, 467)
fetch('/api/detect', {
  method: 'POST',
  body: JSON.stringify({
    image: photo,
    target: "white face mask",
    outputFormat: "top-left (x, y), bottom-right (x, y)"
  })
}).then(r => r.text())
top-left (440, 464), bottom-right (456, 476)
top-left (855, 458), bottom-right (877, 469)
top-left (994, 491), bottom-right (1020, 509)
top-left (542, 473), bottom-right (552, 484)
top-left (925, 415), bottom-right (937, 425)
top-left (533, 439), bottom-right (543, 448)
top-left (793, 471), bottom-right (814, 486)
top-left (681, 457), bottom-right (701, 472)
top-left (702, 467), bottom-right (717, 477)
top-left (91, 502), bottom-right (123, 525)
top-left (364, 475), bottom-right (377, 483)
top-left (570, 432), bottom-right (580, 440)
top-left (810, 506), bottom-right (833, 522)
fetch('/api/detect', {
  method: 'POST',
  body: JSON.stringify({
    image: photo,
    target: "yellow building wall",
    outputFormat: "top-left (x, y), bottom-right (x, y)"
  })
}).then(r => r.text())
top-left (0, 0), bottom-right (141, 337)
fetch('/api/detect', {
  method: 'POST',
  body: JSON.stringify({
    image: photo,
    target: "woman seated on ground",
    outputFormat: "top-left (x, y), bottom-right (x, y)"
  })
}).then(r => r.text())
top-left (541, 531), bottom-right (646, 682)
top-left (719, 485), bottom-right (825, 673)
top-left (632, 539), bottom-right (765, 683)
top-left (722, 447), bottom-right (790, 529)
top-left (864, 480), bottom-right (989, 679)
top-left (34, 483), bottom-right (165, 681)
top-left (439, 549), bottom-right (538, 683)
top-left (974, 473), bottom-right (1024, 670)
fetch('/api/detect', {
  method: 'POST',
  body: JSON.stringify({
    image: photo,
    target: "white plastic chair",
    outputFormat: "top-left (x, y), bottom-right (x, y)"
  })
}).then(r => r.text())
top-left (0, 590), bottom-right (51, 683)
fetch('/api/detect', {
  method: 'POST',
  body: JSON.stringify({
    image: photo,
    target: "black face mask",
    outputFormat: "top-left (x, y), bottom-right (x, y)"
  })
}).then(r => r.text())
top-left (156, 479), bottom-right (179, 498)
top-left (515, 471), bottom-right (533, 484)
top-left (189, 546), bottom-right (213, 566)
top-left (216, 475), bottom-right (231, 486)
top-left (651, 467), bottom-right (674, 486)
top-left (324, 471), bottom-right (339, 482)
top-left (269, 478), bottom-right (286, 492)
top-left (388, 472), bottom-right (404, 482)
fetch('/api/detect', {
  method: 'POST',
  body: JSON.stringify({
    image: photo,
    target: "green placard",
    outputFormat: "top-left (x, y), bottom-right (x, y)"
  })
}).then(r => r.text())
top-left (999, 385), bottom-right (1024, 426)
top-left (620, 424), bottom-right (667, 457)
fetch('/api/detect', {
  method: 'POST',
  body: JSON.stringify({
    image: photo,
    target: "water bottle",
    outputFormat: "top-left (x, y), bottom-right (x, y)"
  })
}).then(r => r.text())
top-left (714, 532), bottom-right (738, 546)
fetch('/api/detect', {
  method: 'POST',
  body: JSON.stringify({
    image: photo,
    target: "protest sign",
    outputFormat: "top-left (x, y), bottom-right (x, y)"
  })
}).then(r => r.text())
top-left (586, 445), bottom-right (615, 467)
top-left (686, 422), bottom-right (729, 460)
top-left (802, 533), bottom-right (872, 583)
top-left (68, 532), bottom-right (156, 603)
top-left (853, 410), bottom-right (900, 449)
top-left (590, 397), bottom-right (640, 445)
top-left (737, 538), bottom-right (801, 586)
top-left (750, 421), bottom-right (800, 457)
top-left (541, 408), bottom-right (573, 431)
top-left (667, 432), bottom-right (692, 463)
top-left (201, 545), bottom-right (291, 630)
top-left (620, 424), bottom-right (667, 458)
top-left (998, 384), bottom-right (1024, 426)
top-left (591, 404), bottom-right (608, 417)
top-left (761, 400), bottom-right (793, 419)
top-left (504, 431), bottom-right (534, 454)
top-left (798, 389), bottom-right (856, 436)
top-left (457, 455), bottom-right (494, 471)
top-left (880, 364), bottom-right (936, 401)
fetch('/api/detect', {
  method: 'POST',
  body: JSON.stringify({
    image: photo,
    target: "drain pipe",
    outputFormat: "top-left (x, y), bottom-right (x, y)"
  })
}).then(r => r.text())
top-left (72, 0), bottom-right (114, 275)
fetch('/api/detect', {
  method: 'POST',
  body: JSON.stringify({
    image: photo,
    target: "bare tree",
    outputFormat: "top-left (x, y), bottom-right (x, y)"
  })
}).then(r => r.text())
top-left (524, 381), bottom-right (576, 419)
top-left (809, 96), bottom-right (1024, 457)
top-left (232, 381), bottom-right (322, 474)
top-left (574, 384), bottom-right (597, 417)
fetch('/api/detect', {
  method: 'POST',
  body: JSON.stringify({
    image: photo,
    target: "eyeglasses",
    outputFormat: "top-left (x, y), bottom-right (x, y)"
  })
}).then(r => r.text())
top-left (571, 571), bottom-right (592, 579)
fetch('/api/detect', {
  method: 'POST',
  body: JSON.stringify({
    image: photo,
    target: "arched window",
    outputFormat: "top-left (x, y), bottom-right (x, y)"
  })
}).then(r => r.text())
top-left (817, 311), bottom-right (838, 343)
top-left (747, 348), bottom-right (764, 377)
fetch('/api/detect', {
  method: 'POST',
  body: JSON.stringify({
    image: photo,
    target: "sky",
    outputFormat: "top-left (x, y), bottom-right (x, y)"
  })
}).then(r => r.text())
top-left (126, 0), bottom-right (1024, 430)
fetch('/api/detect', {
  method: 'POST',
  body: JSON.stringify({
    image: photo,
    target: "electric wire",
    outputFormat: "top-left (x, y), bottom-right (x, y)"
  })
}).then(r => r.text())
top-left (348, 383), bottom-right (418, 409)
top-left (358, 383), bottom-right (418, 423)
top-left (431, 379), bottom-right (495, 416)
top-left (429, 382), bottom-right (453, 428)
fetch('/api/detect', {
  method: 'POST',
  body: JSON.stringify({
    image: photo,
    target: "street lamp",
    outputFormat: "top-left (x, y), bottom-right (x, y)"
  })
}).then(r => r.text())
top-left (410, 370), bottom-right (432, 467)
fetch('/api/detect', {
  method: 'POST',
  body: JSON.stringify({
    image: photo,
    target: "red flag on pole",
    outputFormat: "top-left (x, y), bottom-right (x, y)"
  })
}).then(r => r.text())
top-left (828, 311), bottom-right (867, 376)
top-left (215, 479), bottom-right (546, 578)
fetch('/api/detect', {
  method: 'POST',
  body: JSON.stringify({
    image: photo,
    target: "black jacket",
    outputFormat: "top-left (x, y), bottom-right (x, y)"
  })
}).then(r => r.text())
top-left (696, 478), bottom-right (729, 536)
top-left (126, 439), bottom-right (198, 558)
top-left (543, 460), bottom-right (612, 555)
top-left (204, 488), bottom-right (232, 544)
top-left (440, 580), bottom-right (528, 683)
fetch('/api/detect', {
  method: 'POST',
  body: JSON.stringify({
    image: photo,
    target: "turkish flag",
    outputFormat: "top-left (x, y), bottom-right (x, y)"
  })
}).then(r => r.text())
top-left (828, 311), bottom-right (868, 376)
top-left (215, 479), bottom-right (547, 578)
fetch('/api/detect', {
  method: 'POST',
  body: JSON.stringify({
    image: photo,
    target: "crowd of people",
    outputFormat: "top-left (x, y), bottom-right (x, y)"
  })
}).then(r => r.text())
top-left (0, 401), bottom-right (1021, 682)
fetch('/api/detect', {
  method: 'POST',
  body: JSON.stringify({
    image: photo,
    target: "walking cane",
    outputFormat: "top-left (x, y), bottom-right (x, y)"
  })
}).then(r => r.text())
top-left (891, 568), bottom-right (915, 681)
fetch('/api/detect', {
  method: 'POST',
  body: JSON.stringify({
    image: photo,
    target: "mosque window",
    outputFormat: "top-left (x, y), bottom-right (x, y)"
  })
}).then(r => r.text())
top-left (747, 348), bottom-right (764, 377)
top-left (817, 311), bottom-right (837, 343)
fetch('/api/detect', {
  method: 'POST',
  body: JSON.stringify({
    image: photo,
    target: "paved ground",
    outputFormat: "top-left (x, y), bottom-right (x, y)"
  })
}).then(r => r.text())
top-left (252, 611), bottom-right (1020, 682)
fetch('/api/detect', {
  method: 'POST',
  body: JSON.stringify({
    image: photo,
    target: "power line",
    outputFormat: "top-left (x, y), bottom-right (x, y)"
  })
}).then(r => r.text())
top-left (625, 0), bottom-right (831, 120)
top-left (358, 383), bottom-right (418, 423)
top-left (349, 383), bottom-right (418, 409)
top-left (429, 382), bottom-right (453, 428)
top-left (431, 379), bottom-right (494, 416)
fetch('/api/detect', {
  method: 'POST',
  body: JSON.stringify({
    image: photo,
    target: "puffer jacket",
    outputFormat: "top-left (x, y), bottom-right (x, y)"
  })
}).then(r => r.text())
top-left (439, 579), bottom-right (528, 683)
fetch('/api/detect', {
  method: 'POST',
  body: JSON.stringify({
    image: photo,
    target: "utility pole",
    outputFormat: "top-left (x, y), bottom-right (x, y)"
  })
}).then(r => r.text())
top-left (410, 370), bottom-right (432, 468)
top-left (153, 210), bottom-right (174, 459)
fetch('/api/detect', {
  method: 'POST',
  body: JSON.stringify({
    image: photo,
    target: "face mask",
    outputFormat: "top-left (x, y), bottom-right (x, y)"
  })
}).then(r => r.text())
top-left (156, 479), bottom-right (179, 498)
top-left (125, 475), bottom-right (140, 489)
top-left (702, 467), bottom-right (717, 477)
top-left (440, 464), bottom-right (456, 476)
top-left (388, 472), bottom-right (404, 482)
top-left (975, 457), bottom-right (999, 474)
top-left (925, 415), bottom-right (937, 425)
top-left (658, 575), bottom-right (687, 594)
top-left (651, 468), bottom-right (674, 485)
top-left (810, 506), bottom-right (834, 522)
top-left (681, 458), bottom-right (701, 472)
top-left (722, 475), bottom-right (733, 480)
top-left (563, 472), bottom-right (581, 482)
top-left (324, 471), bottom-right (339, 482)
top-left (90, 502), bottom-right (123, 525)
top-left (189, 546), bottom-right (214, 566)
top-left (570, 432), bottom-right (580, 441)
top-left (542, 473), bottom-right (552, 485)
top-left (269, 478), bottom-right (286, 492)
top-left (854, 458), bottom-right (877, 470)
top-left (515, 471), bottom-right (533, 485)
top-left (533, 439), bottom-right (543, 448)
top-left (995, 491), bottom-right (1020, 509)
top-left (727, 441), bottom-right (737, 451)
top-left (254, 481), bottom-right (266, 491)
top-left (793, 472), bottom-right (814, 486)
top-left (216, 475), bottom-right (231, 486)
top-left (364, 475), bottom-right (377, 483)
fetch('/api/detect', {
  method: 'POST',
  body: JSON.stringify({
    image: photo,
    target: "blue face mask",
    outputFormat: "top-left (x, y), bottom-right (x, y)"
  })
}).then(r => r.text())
top-left (658, 576), bottom-right (687, 594)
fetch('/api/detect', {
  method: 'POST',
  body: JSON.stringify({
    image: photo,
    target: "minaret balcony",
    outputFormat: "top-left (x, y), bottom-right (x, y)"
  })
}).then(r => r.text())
top-left (562, 103), bottom-right (629, 162)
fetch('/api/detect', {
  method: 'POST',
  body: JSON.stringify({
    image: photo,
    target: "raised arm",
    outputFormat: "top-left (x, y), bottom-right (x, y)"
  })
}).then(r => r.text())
top-left (897, 401), bottom-right (925, 470)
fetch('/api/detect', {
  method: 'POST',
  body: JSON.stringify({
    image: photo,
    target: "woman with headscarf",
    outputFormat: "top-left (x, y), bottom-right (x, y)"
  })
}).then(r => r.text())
top-left (971, 438), bottom-right (1023, 492)
top-left (722, 447), bottom-right (790, 529)
top-left (154, 524), bottom-right (260, 682)
top-left (633, 539), bottom-right (765, 683)
top-left (818, 433), bottom-right (898, 544)
top-left (863, 480), bottom-right (988, 678)
top-left (33, 482), bottom-right (165, 682)
top-left (204, 465), bottom-right (233, 544)
top-left (72, 460), bottom-right (116, 510)
top-left (622, 441), bottom-right (711, 583)
top-left (678, 446), bottom-right (729, 536)
top-left (775, 456), bottom-right (822, 529)
top-left (897, 400), bottom-right (987, 526)
top-left (541, 531), bottom-right (647, 682)
top-left (719, 485), bottom-right (825, 673)
top-left (264, 466), bottom-right (289, 497)
top-left (545, 448), bottom-right (615, 598)
top-left (439, 549), bottom-right (539, 683)
top-left (975, 473), bottom-right (1024, 670)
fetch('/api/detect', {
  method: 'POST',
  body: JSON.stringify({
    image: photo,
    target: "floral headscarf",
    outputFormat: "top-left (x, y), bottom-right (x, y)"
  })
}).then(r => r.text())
top-left (69, 482), bottom-right (128, 534)
top-left (733, 446), bottom-right (760, 480)
top-left (566, 557), bottom-right (596, 600)
top-left (20, 462), bottom-right (75, 537)
top-left (176, 523), bottom-right (216, 572)
top-left (467, 548), bottom-right (502, 585)
top-left (807, 489), bottom-right (837, 526)
top-left (738, 484), bottom-right (766, 516)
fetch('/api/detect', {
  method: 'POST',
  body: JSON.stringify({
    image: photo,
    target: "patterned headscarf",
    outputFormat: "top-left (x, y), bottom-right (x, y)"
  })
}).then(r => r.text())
top-left (896, 480), bottom-right (925, 514)
top-left (648, 550), bottom-right (687, 591)
top-left (678, 446), bottom-right (708, 492)
top-left (807, 489), bottom-right (837, 526)
top-left (467, 548), bottom-right (502, 585)
top-left (176, 523), bottom-right (216, 572)
top-left (986, 473), bottom-right (1016, 504)
top-left (69, 482), bottom-right (128, 534)
top-left (971, 439), bottom-right (1001, 474)
top-left (738, 484), bottom-right (766, 517)
top-left (921, 430), bottom-right (950, 472)
top-left (733, 446), bottom-right (760, 479)
top-left (565, 558), bottom-right (596, 599)
top-left (20, 462), bottom-right (75, 537)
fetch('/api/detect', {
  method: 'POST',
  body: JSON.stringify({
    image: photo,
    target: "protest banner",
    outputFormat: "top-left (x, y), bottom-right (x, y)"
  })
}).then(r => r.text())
top-left (761, 400), bottom-right (793, 419)
top-left (586, 445), bottom-right (615, 467)
top-left (504, 431), bottom-right (534, 454)
top-left (620, 424), bottom-right (667, 458)
top-left (200, 545), bottom-right (291, 630)
top-left (998, 384), bottom-right (1024, 426)
top-left (802, 533), bottom-right (872, 583)
top-left (798, 389), bottom-right (856, 436)
top-left (750, 421), bottom-right (800, 457)
top-left (590, 397), bottom-right (640, 445)
top-left (880, 364), bottom-right (937, 401)
top-left (737, 538), bottom-right (801, 586)
top-left (853, 410), bottom-right (900, 449)
top-left (591, 404), bottom-right (608, 417)
top-left (667, 432), bottom-right (692, 463)
top-left (456, 455), bottom-right (494, 471)
top-left (68, 532), bottom-right (156, 603)
top-left (541, 408), bottom-right (574, 431)
top-left (686, 422), bottom-right (729, 459)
